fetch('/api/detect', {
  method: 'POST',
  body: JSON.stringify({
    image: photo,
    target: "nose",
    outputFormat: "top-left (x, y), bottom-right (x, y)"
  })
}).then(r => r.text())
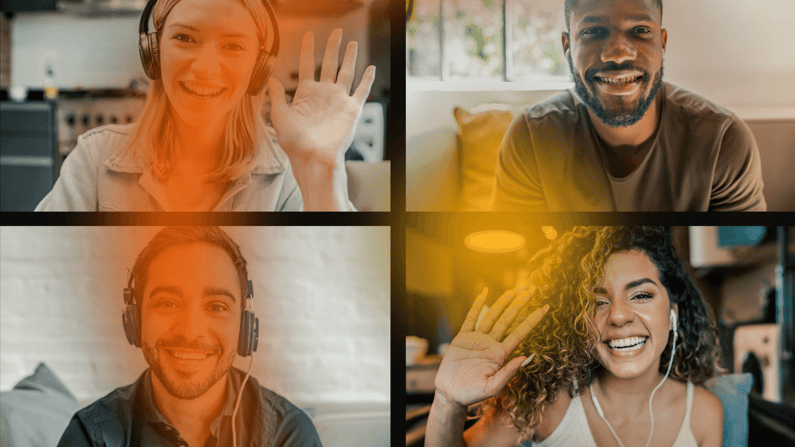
top-left (172, 304), bottom-right (209, 343)
top-left (606, 299), bottom-right (634, 327)
top-left (191, 42), bottom-right (223, 77)
top-left (600, 32), bottom-right (637, 65)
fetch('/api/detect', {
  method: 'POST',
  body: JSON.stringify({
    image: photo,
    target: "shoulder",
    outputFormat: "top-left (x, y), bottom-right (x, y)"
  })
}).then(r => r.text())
top-left (521, 90), bottom-right (583, 127)
top-left (247, 379), bottom-right (320, 445)
top-left (662, 83), bottom-right (743, 137)
top-left (74, 123), bottom-right (136, 158)
top-left (63, 380), bottom-right (140, 444)
top-left (691, 384), bottom-right (724, 445)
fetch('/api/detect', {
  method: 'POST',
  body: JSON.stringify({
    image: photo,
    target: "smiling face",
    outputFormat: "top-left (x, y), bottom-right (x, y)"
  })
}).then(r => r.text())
top-left (140, 242), bottom-right (242, 400)
top-left (563, 0), bottom-right (667, 127)
top-left (159, 0), bottom-right (261, 128)
top-left (593, 249), bottom-right (676, 379)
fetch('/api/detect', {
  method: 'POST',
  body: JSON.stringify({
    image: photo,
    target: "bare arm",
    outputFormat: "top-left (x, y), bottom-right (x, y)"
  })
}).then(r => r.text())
top-left (425, 286), bottom-right (549, 447)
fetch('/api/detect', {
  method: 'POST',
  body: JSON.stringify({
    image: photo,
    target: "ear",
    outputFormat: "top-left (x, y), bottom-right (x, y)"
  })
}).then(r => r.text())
top-left (562, 31), bottom-right (571, 55)
top-left (661, 28), bottom-right (668, 53)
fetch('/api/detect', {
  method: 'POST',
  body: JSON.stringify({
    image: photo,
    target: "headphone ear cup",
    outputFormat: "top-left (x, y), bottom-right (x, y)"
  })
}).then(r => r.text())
top-left (122, 303), bottom-right (141, 348)
top-left (139, 32), bottom-right (161, 80)
top-left (147, 33), bottom-right (161, 80)
top-left (247, 50), bottom-right (274, 96)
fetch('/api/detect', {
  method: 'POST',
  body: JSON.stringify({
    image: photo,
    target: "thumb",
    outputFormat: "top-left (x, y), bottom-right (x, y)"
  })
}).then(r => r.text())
top-left (488, 356), bottom-right (528, 394)
top-left (268, 77), bottom-right (288, 112)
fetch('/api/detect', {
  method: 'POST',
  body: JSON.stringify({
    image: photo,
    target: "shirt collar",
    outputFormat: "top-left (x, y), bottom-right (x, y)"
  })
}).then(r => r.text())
top-left (103, 127), bottom-right (289, 177)
top-left (140, 369), bottom-right (238, 437)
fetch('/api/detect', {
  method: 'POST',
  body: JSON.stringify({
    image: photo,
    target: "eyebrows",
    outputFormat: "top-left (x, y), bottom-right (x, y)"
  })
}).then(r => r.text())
top-left (593, 277), bottom-right (657, 295)
top-left (168, 22), bottom-right (255, 42)
top-left (149, 285), bottom-right (237, 303)
top-left (578, 13), bottom-right (655, 26)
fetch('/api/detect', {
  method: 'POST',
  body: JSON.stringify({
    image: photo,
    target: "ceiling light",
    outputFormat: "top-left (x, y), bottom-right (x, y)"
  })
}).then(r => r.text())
top-left (465, 231), bottom-right (526, 253)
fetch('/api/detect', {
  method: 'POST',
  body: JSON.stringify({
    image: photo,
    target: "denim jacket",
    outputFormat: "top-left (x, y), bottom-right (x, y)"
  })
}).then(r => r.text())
top-left (35, 124), bottom-right (304, 211)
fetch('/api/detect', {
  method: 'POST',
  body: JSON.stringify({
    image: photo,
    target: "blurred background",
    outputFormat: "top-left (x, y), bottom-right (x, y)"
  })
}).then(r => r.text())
top-left (405, 0), bottom-right (795, 211)
top-left (404, 222), bottom-right (795, 446)
top-left (0, 0), bottom-right (392, 211)
top-left (0, 226), bottom-right (390, 447)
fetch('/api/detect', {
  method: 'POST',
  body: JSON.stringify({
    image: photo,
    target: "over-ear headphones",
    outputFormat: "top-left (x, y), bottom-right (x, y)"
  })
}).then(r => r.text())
top-left (138, 0), bottom-right (280, 96)
top-left (122, 275), bottom-right (259, 357)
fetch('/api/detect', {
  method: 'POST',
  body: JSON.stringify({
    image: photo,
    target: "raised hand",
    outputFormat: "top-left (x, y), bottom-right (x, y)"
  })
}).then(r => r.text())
top-left (434, 286), bottom-right (550, 408)
top-left (268, 28), bottom-right (376, 169)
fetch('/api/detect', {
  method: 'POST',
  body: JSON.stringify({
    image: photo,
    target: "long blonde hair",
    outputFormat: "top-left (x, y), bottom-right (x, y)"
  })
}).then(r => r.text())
top-left (123, 0), bottom-right (275, 183)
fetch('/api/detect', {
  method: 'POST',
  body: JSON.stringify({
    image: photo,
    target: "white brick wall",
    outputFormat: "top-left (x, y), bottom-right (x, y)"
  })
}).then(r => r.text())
top-left (0, 226), bottom-right (390, 410)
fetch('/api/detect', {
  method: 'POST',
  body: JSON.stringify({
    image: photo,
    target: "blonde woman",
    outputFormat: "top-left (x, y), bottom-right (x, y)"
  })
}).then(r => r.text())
top-left (36, 0), bottom-right (375, 211)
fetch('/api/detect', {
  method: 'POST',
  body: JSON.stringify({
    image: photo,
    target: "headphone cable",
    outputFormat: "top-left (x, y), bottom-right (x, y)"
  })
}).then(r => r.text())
top-left (231, 354), bottom-right (255, 447)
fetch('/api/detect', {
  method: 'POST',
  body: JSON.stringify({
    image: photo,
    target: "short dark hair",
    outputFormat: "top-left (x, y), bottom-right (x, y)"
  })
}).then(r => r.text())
top-left (130, 227), bottom-right (249, 314)
top-left (565, 0), bottom-right (663, 32)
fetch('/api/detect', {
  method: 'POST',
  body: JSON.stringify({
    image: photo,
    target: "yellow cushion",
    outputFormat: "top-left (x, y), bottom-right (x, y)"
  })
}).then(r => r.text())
top-left (453, 107), bottom-right (516, 211)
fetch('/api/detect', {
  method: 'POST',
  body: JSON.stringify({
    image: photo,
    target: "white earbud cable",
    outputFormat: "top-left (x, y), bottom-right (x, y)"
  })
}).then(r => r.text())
top-left (231, 354), bottom-right (255, 447)
top-left (590, 323), bottom-right (677, 447)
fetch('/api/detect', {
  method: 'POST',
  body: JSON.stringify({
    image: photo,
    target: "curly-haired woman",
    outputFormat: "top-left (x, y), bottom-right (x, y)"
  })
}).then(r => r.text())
top-left (426, 227), bottom-right (724, 447)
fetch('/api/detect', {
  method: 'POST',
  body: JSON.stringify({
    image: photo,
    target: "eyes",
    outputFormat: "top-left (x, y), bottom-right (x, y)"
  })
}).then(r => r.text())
top-left (171, 33), bottom-right (248, 52)
top-left (153, 299), bottom-right (231, 314)
top-left (580, 26), bottom-right (654, 39)
top-left (595, 291), bottom-right (654, 308)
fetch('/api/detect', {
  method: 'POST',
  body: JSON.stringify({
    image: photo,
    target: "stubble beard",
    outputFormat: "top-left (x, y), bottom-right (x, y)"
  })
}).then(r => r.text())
top-left (567, 52), bottom-right (664, 128)
top-left (142, 338), bottom-right (236, 400)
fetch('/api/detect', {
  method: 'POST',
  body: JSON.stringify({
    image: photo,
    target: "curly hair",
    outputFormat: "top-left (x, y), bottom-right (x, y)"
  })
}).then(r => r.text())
top-left (482, 227), bottom-right (721, 442)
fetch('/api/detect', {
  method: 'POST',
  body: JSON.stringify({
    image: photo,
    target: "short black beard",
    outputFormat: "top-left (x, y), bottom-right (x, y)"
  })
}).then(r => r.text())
top-left (143, 336), bottom-right (234, 400)
top-left (567, 53), bottom-right (664, 128)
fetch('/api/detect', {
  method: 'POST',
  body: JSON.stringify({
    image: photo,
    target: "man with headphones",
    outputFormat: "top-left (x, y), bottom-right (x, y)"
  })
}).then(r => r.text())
top-left (58, 227), bottom-right (322, 446)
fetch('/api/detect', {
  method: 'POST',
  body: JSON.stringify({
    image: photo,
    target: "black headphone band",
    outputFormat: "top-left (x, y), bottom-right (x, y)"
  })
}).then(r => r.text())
top-left (139, 0), bottom-right (280, 60)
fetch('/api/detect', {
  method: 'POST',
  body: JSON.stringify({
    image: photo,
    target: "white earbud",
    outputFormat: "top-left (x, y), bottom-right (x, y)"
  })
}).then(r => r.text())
top-left (670, 308), bottom-right (677, 333)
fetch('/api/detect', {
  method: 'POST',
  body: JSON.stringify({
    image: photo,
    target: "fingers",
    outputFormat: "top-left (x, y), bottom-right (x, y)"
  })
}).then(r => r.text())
top-left (488, 356), bottom-right (528, 395)
top-left (488, 288), bottom-right (532, 340)
top-left (336, 41), bottom-right (358, 93)
top-left (298, 32), bottom-right (315, 82)
top-left (320, 28), bottom-right (343, 83)
top-left (352, 65), bottom-right (376, 105)
top-left (461, 287), bottom-right (488, 333)
top-left (267, 77), bottom-right (287, 111)
top-left (475, 289), bottom-right (516, 334)
top-left (501, 304), bottom-right (550, 354)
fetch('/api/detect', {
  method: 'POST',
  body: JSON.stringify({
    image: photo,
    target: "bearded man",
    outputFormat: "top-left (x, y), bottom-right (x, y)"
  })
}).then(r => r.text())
top-left (58, 227), bottom-right (321, 446)
top-left (490, 0), bottom-right (766, 211)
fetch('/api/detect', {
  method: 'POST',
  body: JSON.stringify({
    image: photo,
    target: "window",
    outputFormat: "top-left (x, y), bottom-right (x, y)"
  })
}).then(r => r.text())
top-left (407, 0), bottom-right (570, 84)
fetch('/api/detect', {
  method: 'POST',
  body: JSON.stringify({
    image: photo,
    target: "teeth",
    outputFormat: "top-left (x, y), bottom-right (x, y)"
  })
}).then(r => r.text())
top-left (608, 336), bottom-right (647, 349)
top-left (169, 350), bottom-right (208, 360)
top-left (182, 82), bottom-right (223, 97)
top-left (597, 75), bottom-right (641, 85)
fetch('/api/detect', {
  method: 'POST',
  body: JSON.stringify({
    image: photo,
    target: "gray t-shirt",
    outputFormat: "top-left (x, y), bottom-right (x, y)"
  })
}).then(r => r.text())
top-left (491, 82), bottom-right (766, 211)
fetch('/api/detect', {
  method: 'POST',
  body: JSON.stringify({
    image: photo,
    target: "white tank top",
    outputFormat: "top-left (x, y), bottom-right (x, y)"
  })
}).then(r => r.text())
top-left (527, 382), bottom-right (698, 447)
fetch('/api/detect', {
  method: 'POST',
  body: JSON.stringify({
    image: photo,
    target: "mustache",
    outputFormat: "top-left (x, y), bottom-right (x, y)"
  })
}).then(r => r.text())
top-left (584, 62), bottom-right (649, 81)
top-left (156, 337), bottom-right (221, 355)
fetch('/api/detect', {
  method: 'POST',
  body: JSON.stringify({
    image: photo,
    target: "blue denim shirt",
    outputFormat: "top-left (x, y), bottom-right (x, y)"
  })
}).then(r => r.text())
top-left (57, 368), bottom-right (322, 447)
top-left (35, 124), bottom-right (305, 211)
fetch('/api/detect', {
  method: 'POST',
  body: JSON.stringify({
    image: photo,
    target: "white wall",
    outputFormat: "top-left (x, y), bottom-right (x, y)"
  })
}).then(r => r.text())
top-left (10, 6), bottom-right (372, 91)
top-left (0, 226), bottom-right (390, 410)
top-left (663, 0), bottom-right (795, 109)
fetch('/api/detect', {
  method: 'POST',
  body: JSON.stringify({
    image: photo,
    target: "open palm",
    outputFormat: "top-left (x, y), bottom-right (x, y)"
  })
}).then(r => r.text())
top-left (269, 29), bottom-right (376, 168)
top-left (435, 286), bottom-right (549, 407)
